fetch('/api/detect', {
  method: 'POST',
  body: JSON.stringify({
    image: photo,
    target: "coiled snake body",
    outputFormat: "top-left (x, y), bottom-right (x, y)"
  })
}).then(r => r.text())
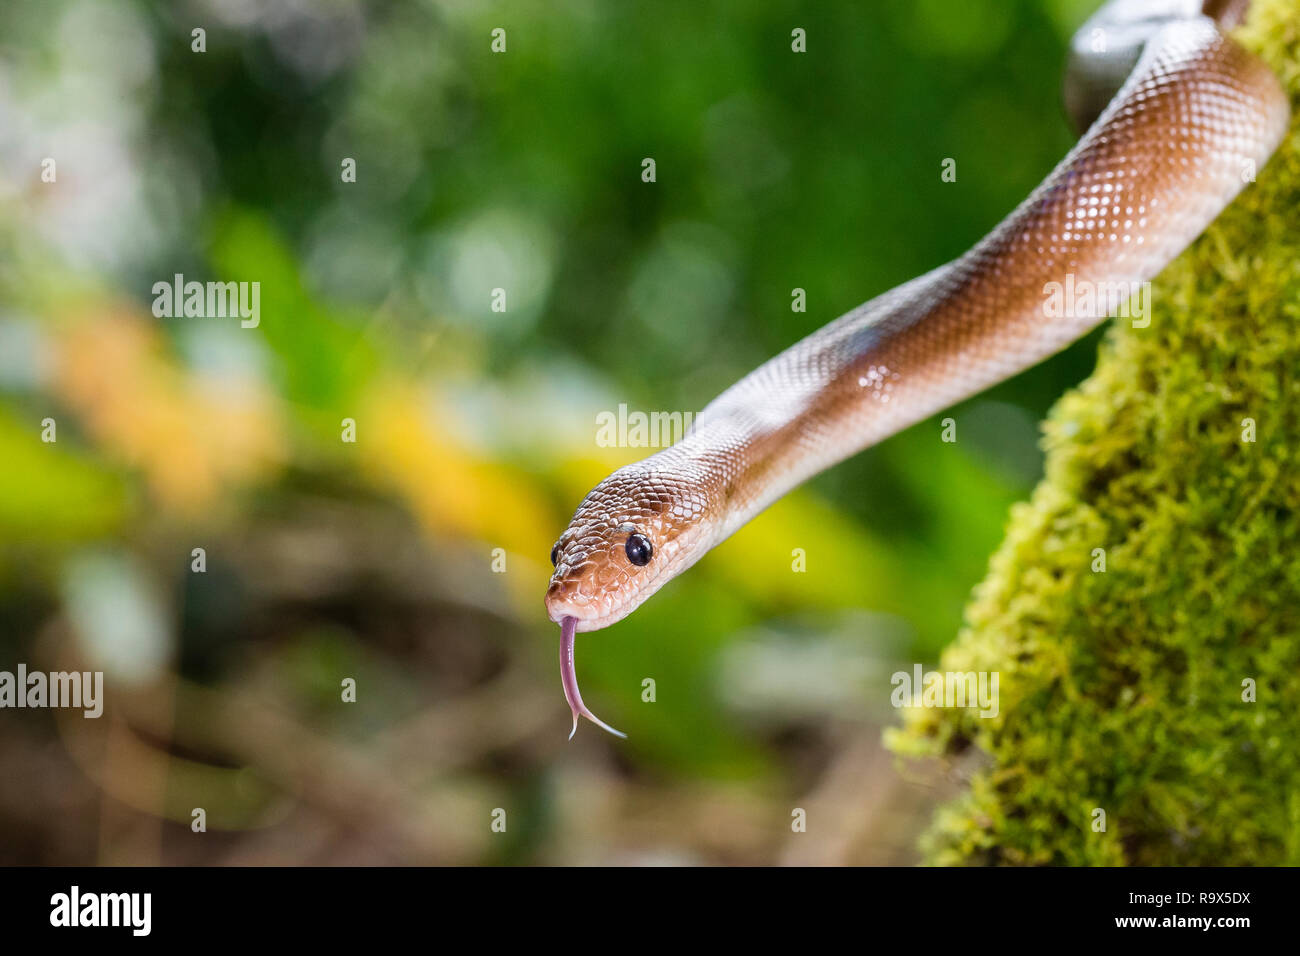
top-left (545, 0), bottom-right (1290, 737)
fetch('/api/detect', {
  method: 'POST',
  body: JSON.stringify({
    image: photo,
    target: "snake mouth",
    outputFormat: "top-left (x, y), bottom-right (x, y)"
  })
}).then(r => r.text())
top-left (559, 615), bottom-right (627, 740)
top-left (545, 583), bottom-right (639, 632)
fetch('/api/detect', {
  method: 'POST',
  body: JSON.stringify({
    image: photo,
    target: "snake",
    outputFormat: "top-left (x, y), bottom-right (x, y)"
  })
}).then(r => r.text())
top-left (544, 0), bottom-right (1290, 738)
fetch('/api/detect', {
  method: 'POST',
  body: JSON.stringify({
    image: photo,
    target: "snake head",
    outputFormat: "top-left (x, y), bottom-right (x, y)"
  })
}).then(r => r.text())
top-left (540, 455), bottom-right (717, 738)
top-left (545, 456), bottom-right (714, 633)
top-left (546, 456), bottom-right (717, 738)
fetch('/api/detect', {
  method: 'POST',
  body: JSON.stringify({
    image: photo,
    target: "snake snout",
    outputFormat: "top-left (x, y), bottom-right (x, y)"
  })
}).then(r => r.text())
top-left (544, 573), bottom-right (597, 626)
top-left (544, 579), bottom-right (570, 622)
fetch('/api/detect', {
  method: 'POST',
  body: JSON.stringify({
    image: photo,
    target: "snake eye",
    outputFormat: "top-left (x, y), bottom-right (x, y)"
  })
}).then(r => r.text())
top-left (550, 542), bottom-right (561, 567)
top-left (625, 532), bottom-right (653, 567)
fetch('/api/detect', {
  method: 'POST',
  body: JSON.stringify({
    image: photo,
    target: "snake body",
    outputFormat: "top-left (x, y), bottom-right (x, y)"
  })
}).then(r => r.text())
top-left (545, 0), bottom-right (1290, 737)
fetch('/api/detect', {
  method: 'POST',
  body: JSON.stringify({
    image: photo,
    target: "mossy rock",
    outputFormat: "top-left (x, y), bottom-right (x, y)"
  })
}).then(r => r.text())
top-left (885, 0), bottom-right (1300, 866)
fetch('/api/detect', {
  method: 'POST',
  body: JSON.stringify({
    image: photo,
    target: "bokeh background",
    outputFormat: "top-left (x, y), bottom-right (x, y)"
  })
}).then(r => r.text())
top-left (0, 0), bottom-right (1103, 864)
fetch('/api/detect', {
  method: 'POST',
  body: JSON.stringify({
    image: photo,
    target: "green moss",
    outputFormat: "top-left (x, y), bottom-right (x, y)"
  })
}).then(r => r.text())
top-left (885, 0), bottom-right (1300, 866)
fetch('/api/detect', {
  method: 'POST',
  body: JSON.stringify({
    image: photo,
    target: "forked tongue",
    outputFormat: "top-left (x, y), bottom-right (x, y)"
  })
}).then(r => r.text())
top-left (560, 615), bottom-right (627, 740)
